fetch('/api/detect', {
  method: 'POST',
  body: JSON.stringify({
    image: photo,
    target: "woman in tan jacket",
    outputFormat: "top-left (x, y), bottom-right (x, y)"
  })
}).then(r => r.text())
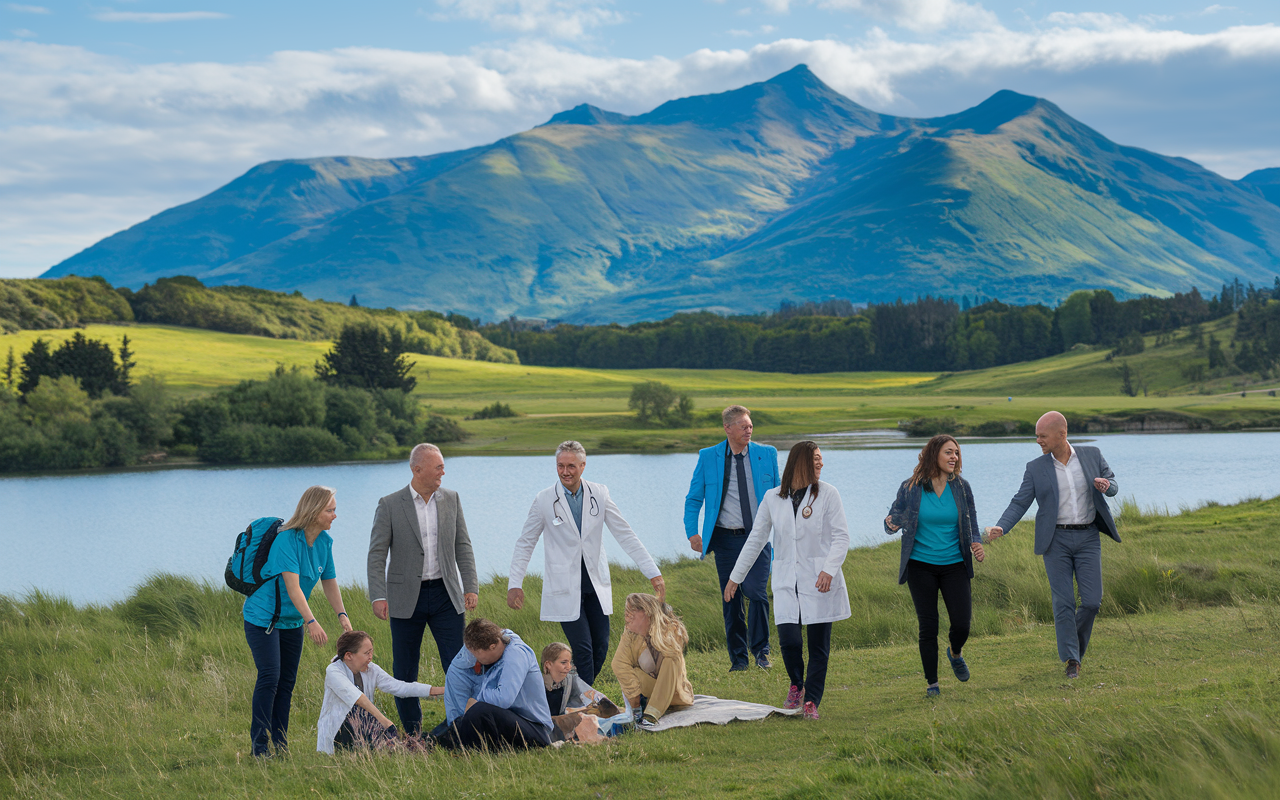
top-left (611, 593), bottom-right (694, 726)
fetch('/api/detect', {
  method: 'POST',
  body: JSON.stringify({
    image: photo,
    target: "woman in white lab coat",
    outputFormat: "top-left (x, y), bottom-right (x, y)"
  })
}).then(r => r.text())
top-left (726, 440), bottom-right (849, 720)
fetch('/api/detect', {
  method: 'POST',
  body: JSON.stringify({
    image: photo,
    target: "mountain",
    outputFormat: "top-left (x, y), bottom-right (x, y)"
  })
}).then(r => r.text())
top-left (43, 65), bottom-right (1280, 322)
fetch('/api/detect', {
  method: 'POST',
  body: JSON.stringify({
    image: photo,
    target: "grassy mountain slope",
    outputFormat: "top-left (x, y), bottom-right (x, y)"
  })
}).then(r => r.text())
top-left (41, 67), bottom-right (1280, 321)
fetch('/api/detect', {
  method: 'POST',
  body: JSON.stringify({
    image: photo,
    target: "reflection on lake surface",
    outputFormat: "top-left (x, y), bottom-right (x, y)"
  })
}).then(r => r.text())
top-left (4, 430), bottom-right (1278, 603)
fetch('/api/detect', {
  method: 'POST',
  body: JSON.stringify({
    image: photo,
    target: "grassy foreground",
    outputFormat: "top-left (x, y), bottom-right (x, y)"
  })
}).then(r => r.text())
top-left (2, 496), bottom-right (1279, 798)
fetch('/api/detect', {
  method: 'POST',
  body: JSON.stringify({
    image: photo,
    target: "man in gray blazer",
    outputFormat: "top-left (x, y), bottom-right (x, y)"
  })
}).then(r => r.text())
top-left (368, 442), bottom-right (479, 735)
top-left (988, 411), bottom-right (1119, 680)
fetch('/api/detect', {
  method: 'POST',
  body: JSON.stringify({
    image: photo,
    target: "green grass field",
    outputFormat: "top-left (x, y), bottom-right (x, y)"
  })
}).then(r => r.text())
top-left (2, 495), bottom-right (1278, 798)
top-left (4, 319), bottom-right (1280, 456)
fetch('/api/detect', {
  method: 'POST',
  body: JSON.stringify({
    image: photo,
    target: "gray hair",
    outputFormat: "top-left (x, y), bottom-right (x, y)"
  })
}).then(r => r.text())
top-left (555, 440), bottom-right (587, 460)
top-left (409, 443), bottom-right (442, 467)
top-left (722, 404), bottom-right (751, 427)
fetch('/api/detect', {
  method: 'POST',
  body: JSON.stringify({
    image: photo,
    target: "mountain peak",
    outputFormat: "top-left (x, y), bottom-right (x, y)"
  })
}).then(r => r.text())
top-left (541, 103), bottom-right (631, 127)
top-left (1240, 167), bottom-right (1280, 186)
top-left (931, 89), bottom-right (1058, 135)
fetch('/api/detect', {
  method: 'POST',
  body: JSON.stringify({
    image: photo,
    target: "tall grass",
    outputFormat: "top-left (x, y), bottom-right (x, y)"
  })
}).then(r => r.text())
top-left (2, 495), bottom-right (1279, 798)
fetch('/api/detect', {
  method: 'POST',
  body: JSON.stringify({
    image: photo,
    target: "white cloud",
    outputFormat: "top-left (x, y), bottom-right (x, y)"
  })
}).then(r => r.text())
top-left (5, 4), bottom-right (50, 13)
top-left (432, 0), bottom-right (623, 39)
top-left (11, 27), bottom-right (35, 38)
top-left (817, 0), bottom-right (997, 32)
top-left (1202, 5), bottom-right (1237, 15)
top-left (1, 19), bottom-right (1279, 276)
top-left (92, 11), bottom-right (229, 23)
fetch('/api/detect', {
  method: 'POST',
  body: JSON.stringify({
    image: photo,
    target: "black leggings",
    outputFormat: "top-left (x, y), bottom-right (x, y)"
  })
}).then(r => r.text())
top-left (904, 560), bottom-right (972, 685)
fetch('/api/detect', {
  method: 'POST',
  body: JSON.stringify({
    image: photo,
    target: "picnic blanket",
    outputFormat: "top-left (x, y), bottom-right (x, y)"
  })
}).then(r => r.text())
top-left (635, 694), bottom-right (802, 732)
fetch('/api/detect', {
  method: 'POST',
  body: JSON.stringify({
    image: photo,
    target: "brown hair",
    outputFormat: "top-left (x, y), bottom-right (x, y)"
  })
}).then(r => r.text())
top-left (463, 618), bottom-right (510, 652)
top-left (332, 630), bottom-right (371, 663)
top-left (778, 440), bottom-right (820, 499)
top-left (908, 434), bottom-right (962, 488)
top-left (721, 404), bottom-right (751, 427)
top-left (280, 485), bottom-right (336, 545)
top-left (540, 642), bottom-right (571, 674)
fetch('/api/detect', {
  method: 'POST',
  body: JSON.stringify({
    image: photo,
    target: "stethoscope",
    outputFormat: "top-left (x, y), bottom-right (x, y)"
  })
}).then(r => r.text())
top-left (552, 484), bottom-right (600, 526)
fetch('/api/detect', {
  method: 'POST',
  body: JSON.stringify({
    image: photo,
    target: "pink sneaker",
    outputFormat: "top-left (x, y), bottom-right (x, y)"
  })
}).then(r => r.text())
top-left (803, 700), bottom-right (820, 720)
top-left (784, 685), bottom-right (805, 710)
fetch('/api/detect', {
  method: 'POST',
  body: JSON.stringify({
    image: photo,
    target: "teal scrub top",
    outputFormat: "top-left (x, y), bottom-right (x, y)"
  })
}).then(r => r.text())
top-left (910, 483), bottom-right (963, 566)
top-left (242, 528), bottom-right (336, 629)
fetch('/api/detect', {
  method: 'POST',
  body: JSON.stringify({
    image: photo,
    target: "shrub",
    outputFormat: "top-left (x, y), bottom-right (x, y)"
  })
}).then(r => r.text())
top-left (467, 401), bottom-right (517, 420)
top-left (422, 413), bottom-right (467, 443)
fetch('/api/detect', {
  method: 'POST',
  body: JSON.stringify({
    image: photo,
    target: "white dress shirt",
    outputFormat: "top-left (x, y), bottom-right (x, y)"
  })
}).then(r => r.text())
top-left (412, 486), bottom-right (442, 581)
top-left (1053, 444), bottom-right (1094, 525)
top-left (316, 660), bottom-right (436, 754)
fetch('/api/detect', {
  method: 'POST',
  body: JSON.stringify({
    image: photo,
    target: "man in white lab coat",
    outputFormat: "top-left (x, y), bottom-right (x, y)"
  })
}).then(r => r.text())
top-left (507, 441), bottom-right (666, 686)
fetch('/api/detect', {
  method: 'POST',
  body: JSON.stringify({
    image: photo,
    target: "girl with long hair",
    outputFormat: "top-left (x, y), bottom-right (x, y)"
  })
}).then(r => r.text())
top-left (884, 435), bottom-right (986, 697)
top-left (610, 593), bottom-right (694, 726)
top-left (242, 485), bottom-right (352, 757)
top-left (725, 440), bottom-right (850, 720)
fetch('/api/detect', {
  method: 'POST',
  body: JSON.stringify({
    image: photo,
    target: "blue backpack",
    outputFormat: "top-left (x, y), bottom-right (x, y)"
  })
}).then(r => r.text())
top-left (225, 517), bottom-right (285, 630)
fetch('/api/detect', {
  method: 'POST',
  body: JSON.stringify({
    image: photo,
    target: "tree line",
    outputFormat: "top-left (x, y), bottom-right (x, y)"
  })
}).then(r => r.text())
top-left (0, 323), bottom-right (464, 472)
top-left (479, 284), bottom-right (1266, 373)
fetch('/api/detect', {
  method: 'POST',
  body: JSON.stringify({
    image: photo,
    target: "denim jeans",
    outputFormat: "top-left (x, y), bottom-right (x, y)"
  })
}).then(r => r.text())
top-left (709, 527), bottom-right (771, 667)
top-left (243, 620), bottom-right (304, 756)
top-left (389, 579), bottom-right (464, 735)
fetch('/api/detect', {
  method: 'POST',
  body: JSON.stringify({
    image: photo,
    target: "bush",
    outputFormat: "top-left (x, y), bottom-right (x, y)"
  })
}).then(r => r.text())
top-left (900, 416), bottom-right (960, 437)
top-left (422, 413), bottom-right (467, 443)
top-left (629, 381), bottom-right (694, 427)
top-left (467, 401), bottom-right (517, 420)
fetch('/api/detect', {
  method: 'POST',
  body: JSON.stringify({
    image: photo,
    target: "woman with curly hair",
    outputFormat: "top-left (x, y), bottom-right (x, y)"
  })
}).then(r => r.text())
top-left (884, 434), bottom-right (986, 697)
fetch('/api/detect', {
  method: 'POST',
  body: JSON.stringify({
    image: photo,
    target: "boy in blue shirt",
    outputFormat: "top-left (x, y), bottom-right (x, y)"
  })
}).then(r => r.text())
top-left (437, 619), bottom-right (552, 750)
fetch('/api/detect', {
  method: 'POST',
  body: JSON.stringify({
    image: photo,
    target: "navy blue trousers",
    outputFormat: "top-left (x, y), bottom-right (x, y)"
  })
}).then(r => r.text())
top-left (710, 527), bottom-right (772, 667)
top-left (778, 620), bottom-right (832, 707)
top-left (560, 560), bottom-right (611, 686)
top-left (389, 579), bottom-right (464, 735)
top-left (243, 620), bottom-right (304, 756)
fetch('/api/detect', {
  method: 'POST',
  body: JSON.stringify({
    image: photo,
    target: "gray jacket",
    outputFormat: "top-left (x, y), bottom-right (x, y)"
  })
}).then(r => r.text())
top-left (994, 445), bottom-right (1120, 555)
top-left (367, 486), bottom-right (478, 616)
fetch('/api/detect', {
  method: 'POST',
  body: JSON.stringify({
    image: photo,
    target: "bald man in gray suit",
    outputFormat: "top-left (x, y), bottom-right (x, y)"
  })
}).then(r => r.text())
top-left (988, 411), bottom-right (1120, 680)
top-left (368, 442), bottom-right (479, 735)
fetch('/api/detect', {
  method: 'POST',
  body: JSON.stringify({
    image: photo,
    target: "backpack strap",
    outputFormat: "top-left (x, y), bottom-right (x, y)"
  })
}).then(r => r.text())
top-left (266, 576), bottom-right (282, 634)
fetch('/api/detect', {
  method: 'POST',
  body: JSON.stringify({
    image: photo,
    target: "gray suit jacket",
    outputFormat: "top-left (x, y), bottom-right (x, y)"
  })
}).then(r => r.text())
top-left (994, 445), bottom-right (1120, 555)
top-left (367, 486), bottom-right (478, 616)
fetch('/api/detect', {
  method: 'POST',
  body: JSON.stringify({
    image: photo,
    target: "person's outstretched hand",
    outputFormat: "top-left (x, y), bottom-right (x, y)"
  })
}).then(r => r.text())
top-left (985, 526), bottom-right (1004, 540)
top-left (650, 576), bottom-right (666, 603)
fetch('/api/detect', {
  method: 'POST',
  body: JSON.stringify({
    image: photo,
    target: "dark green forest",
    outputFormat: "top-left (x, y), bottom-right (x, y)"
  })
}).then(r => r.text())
top-left (480, 281), bottom-right (1280, 374)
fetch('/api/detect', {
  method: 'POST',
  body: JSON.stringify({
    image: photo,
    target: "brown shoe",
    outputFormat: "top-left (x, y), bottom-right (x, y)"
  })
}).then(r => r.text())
top-left (1065, 659), bottom-right (1080, 679)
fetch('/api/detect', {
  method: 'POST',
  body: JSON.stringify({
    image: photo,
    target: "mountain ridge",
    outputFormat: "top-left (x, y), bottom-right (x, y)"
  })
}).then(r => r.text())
top-left (43, 65), bottom-right (1280, 322)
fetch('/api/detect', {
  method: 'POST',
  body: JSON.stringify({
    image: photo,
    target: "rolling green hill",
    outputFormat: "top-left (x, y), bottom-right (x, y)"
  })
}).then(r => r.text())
top-left (43, 66), bottom-right (1280, 322)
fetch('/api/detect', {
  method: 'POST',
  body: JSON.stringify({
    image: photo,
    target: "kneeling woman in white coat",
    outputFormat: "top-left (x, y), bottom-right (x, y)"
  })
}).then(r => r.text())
top-left (726, 440), bottom-right (850, 720)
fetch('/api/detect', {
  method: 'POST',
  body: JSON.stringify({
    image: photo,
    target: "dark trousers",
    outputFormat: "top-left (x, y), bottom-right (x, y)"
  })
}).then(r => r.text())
top-left (560, 560), bottom-right (610, 686)
top-left (389, 579), bottom-right (464, 735)
top-left (710, 527), bottom-right (771, 666)
top-left (243, 620), bottom-right (304, 756)
top-left (778, 619), bottom-right (832, 707)
top-left (435, 702), bottom-right (551, 751)
top-left (904, 560), bottom-right (972, 685)
top-left (1043, 527), bottom-right (1103, 662)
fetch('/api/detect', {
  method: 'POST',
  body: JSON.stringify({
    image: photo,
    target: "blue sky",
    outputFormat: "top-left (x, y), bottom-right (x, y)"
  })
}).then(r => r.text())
top-left (2, 0), bottom-right (1279, 277)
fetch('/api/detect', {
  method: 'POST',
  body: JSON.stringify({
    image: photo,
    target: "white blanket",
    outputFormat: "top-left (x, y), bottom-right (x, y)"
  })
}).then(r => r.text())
top-left (636, 694), bottom-right (802, 732)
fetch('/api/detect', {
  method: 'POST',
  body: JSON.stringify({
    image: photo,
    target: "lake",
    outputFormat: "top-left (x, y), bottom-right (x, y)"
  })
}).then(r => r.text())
top-left (4, 431), bottom-right (1277, 604)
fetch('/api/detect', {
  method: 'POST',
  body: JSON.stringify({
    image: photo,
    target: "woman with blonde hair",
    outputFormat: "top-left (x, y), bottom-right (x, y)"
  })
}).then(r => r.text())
top-left (884, 434), bottom-right (985, 697)
top-left (242, 485), bottom-right (353, 757)
top-left (726, 440), bottom-right (850, 720)
top-left (611, 593), bottom-right (694, 727)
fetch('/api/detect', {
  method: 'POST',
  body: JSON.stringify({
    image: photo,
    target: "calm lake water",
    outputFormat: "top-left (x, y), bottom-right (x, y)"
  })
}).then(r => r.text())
top-left (4, 431), bottom-right (1278, 604)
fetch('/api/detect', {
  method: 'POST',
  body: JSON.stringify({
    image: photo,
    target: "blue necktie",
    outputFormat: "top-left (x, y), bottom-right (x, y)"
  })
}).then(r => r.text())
top-left (734, 452), bottom-right (754, 534)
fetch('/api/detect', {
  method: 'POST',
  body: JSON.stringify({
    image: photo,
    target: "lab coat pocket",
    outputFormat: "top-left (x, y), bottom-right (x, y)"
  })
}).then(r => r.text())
top-left (547, 563), bottom-right (574, 595)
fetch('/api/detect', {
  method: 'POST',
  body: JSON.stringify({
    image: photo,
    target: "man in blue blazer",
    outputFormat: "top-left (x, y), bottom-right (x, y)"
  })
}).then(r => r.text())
top-left (684, 405), bottom-right (779, 671)
top-left (988, 411), bottom-right (1120, 680)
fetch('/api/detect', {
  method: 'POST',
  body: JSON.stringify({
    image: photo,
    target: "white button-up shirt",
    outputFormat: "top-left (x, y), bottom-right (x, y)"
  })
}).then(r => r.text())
top-left (1053, 444), bottom-right (1093, 525)
top-left (412, 485), bottom-right (442, 581)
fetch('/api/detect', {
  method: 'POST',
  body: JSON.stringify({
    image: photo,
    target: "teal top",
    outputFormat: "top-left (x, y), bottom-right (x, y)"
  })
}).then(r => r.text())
top-left (242, 528), bottom-right (336, 629)
top-left (910, 482), bottom-right (963, 566)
